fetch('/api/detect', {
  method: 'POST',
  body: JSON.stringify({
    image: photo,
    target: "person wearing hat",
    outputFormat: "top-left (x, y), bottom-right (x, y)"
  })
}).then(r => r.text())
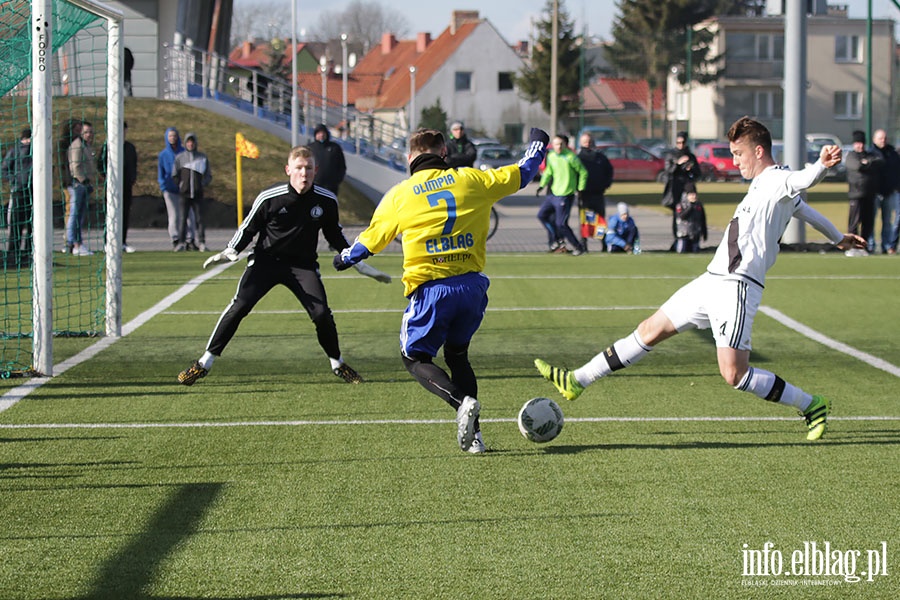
top-left (1, 128), bottom-right (33, 264)
top-left (604, 202), bottom-right (639, 253)
top-left (844, 130), bottom-right (883, 254)
top-left (445, 121), bottom-right (476, 169)
top-left (309, 123), bottom-right (347, 196)
top-left (173, 132), bottom-right (212, 252)
top-left (674, 182), bottom-right (707, 253)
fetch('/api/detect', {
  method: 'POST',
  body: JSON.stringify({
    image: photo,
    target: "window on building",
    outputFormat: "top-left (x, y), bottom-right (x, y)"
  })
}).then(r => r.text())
top-left (728, 32), bottom-right (783, 61)
top-left (675, 90), bottom-right (690, 120)
top-left (455, 71), bottom-right (472, 91)
top-left (835, 35), bottom-right (862, 63)
top-left (754, 90), bottom-right (783, 118)
top-left (498, 72), bottom-right (515, 91)
top-left (834, 91), bottom-right (861, 119)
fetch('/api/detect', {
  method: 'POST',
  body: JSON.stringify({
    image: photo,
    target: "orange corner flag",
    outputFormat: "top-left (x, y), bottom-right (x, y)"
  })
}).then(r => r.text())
top-left (235, 132), bottom-right (259, 159)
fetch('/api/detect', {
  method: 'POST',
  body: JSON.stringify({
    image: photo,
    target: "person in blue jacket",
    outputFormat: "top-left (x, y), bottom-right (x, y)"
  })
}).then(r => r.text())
top-left (158, 127), bottom-right (184, 248)
top-left (605, 202), bottom-right (639, 253)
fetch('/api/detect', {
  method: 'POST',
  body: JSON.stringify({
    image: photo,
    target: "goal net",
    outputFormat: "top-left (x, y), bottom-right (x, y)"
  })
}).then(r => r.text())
top-left (0, 0), bottom-right (123, 377)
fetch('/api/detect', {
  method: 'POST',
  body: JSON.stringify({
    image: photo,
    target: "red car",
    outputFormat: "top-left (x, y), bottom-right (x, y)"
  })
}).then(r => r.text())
top-left (595, 143), bottom-right (666, 182)
top-left (694, 142), bottom-right (741, 181)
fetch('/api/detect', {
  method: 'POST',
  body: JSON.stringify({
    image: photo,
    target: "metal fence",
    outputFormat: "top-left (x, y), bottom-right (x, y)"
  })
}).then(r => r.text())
top-left (162, 43), bottom-right (411, 172)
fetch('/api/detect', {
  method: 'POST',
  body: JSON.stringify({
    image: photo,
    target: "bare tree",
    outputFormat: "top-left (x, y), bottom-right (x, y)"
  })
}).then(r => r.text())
top-left (312, 0), bottom-right (411, 54)
top-left (231, 0), bottom-right (292, 46)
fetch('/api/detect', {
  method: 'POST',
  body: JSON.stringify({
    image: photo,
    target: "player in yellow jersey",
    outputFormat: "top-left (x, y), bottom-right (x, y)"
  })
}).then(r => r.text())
top-left (334, 127), bottom-right (549, 453)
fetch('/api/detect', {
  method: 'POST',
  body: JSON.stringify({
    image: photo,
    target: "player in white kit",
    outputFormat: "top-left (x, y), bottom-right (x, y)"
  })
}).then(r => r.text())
top-left (535, 116), bottom-right (867, 441)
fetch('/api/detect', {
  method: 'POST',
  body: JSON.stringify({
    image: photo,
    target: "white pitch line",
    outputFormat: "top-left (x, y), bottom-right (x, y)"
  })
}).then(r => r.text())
top-left (0, 415), bottom-right (898, 430)
top-left (759, 305), bottom-right (900, 378)
top-left (164, 306), bottom-right (659, 315)
top-left (0, 261), bottom-right (238, 413)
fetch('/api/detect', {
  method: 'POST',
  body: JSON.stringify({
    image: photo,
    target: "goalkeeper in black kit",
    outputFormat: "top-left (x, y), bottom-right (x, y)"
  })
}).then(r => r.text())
top-left (177, 145), bottom-right (391, 386)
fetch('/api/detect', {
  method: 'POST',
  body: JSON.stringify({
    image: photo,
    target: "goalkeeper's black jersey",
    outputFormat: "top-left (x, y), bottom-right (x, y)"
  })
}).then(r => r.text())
top-left (226, 182), bottom-right (350, 269)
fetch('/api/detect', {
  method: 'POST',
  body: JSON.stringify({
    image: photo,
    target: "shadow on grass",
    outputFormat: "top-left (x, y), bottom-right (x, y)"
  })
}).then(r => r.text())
top-left (81, 483), bottom-right (225, 599)
top-left (540, 436), bottom-right (900, 454)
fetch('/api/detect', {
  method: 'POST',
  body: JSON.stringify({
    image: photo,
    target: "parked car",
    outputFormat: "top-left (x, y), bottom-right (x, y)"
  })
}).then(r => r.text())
top-left (771, 141), bottom-right (847, 182)
top-left (579, 126), bottom-right (621, 143)
top-left (806, 133), bottom-right (842, 152)
top-left (694, 142), bottom-right (741, 181)
top-left (635, 137), bottom-right (668, 156)
top-left (595, 142), bottom-right (666, 182)
top-left (474, 144), bottom-right (516, 170)
top-left (469, 137), bottom-right (502, 148)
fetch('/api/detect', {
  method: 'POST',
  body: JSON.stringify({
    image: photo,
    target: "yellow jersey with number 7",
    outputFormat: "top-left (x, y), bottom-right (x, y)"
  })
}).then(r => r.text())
top-left (356, 164), bottom-right (521, 296)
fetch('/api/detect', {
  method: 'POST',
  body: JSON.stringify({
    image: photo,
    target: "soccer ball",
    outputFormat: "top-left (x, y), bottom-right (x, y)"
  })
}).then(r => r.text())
top-left (517, 397), bottom-right (564, 443)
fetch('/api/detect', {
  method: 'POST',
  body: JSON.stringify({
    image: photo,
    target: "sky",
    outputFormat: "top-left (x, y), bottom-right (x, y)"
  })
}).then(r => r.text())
top-left (286, 0), bottom-right (900, 43)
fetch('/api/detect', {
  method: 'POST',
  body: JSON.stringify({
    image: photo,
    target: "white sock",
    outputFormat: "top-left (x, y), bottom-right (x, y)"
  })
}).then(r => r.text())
top-left (329, 357), bottom-right (343, 371)
top-left (573, 330), bottom-right (652, 387)
top-left (199, 351), bottom-right (216, 370)
top-left (735, 367), bottom-right (813, 411)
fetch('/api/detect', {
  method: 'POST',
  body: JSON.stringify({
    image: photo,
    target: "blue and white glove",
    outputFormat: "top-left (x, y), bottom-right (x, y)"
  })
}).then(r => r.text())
top-left (529, 127), bottom-right (550, 147)
top-left (333, 251), bottom-right (354, 271)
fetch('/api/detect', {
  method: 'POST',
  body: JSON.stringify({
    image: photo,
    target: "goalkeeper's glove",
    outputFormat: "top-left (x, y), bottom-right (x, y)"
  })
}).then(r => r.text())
top-left (203, 247), bottom-right (239, 269)
top-left (352, 261), bottom-right (391, 284)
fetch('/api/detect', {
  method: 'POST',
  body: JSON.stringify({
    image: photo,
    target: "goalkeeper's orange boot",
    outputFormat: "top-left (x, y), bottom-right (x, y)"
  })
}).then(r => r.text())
top-left (178, 361), bottom-right (208, 386)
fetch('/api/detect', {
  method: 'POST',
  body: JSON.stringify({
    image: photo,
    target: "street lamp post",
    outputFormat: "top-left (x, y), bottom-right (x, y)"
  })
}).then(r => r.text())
top-left (341, 33), bottom-right (348, 134)
top-left (320, 55), bottom-right (327, 125)
top-left (291, 0), bottom-right (298, 145)
top-left (409, 66), bottom-right (417, 136)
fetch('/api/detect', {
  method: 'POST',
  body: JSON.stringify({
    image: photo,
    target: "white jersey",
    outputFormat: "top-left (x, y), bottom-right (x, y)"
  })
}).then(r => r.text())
top-left (707, 161), bottom-right (842, 287)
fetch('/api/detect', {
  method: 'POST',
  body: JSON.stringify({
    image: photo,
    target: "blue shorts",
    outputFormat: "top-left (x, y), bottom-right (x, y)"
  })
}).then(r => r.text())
top-left (400, 272), bottom-right (490, 358)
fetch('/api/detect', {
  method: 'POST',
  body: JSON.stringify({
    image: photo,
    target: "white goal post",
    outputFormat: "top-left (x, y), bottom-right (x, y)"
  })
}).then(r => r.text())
top-left (31, 0), bottom-right (124, 376)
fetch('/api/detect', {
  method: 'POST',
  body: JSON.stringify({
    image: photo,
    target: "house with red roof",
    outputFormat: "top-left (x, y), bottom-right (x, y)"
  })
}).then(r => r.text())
top-left (352, 10), bottom-right (549, 146)
top-left (579, 78), bottom-right (666, 143)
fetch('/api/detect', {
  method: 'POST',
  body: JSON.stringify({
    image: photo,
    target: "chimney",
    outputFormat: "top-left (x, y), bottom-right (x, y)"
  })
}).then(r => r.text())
top-left (381, 33), bottom-right (398, 55)
top-left (451, 10), bottom-right (479, 35)
top-left (241, 40), bottom-right (252, 58)
top-left (416, 32), bottom-right (432, 53)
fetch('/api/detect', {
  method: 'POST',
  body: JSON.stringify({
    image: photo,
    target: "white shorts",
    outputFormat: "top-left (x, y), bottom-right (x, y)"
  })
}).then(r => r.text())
top-left (659, 272), bottom-right (762, 350)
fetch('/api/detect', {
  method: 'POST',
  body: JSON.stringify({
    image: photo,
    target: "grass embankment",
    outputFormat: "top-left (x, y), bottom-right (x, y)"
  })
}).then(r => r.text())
top-left (0, 97), bottom-right (376, 226)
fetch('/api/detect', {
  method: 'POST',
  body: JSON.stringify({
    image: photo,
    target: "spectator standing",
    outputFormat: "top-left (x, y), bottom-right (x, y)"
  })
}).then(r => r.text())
top-left (57, 118), bottom-right (82, 244)
top-left (674, 182), bottom-right (707, 254)
top-left (870, 128), bottom-right (900, 254)
top-left (662, 131), bottom-right (699, 246)
top-left (158, 126), bottom-right (185, 249)
top-left (67, 121), bottom-right (97, 256)
top-left (309, 124), bottom-right (347, 196)
top-left (333, 127), bottom-right (549, 453)
top-left (2, 128), bottom-right (33, 265)
top-left (172, 132), bottom-right (212, 252)
top-left (577, 133), bottom-right (614, 252)
top-left (844, 130), bottom-right (882, 255)
top-left (605, 202), bottom-right (639, 254)
top-left (445, 121), bottom-right (476, 168)
top-left (124, 47), bottom-right (134, 96)
top-left (98, 121), bottom-right (138, 252)
top-left (537, 134), bottom-right (588, 255)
